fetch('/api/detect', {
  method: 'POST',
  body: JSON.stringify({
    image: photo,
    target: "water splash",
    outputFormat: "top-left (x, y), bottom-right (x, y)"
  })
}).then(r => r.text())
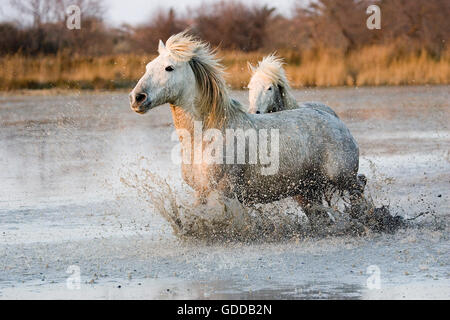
top-left (119, 158), bottom-right (408, 242)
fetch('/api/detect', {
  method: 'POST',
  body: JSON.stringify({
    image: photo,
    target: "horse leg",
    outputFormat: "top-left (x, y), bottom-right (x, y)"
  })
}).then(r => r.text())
top-left (356, 174), bottom-right (367, 194)
top-left (294, 189), bottom-right (333, 227)
top-left (194, 189), bottom-right (209, 205)
top-left (348, 174), bottom-right (368, 219)
top-left (323, 185), bottom-right (336, 207)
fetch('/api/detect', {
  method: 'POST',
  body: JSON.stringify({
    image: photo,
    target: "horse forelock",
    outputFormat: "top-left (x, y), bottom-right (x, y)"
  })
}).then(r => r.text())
top-left (251, 54), bottom-right (290, 89)
top-left (166, 31), bottom-right (241, 129)
top-left (165, 31), bottom-right (199, 61)
top-left (251, 54), bottom-right (298, 111)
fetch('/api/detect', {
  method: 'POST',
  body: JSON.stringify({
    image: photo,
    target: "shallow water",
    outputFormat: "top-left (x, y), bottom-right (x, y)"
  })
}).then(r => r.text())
top-left (0, 86), bottom-right (449, 299)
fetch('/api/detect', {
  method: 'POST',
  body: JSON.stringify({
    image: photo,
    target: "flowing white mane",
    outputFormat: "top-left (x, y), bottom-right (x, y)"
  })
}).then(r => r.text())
top-left (164, 31), bottom-right (221, 66)
top-left (130, 34), bottom-right (366, 230)
top-left (164, 31), bottom-right (244, 128)
top-left (250, 53), bottom-right (291, 90)
top-left (250, 53), bottom-right (297, 110)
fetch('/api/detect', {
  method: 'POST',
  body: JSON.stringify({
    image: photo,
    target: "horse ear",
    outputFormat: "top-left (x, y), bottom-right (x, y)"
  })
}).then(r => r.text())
top-left (247, 62), bottom-right (256, 73)
top-left (158, 40), bottom-right (166, 54)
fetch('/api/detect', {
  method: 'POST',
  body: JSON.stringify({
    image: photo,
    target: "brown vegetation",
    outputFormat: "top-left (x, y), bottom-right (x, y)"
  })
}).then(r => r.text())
top-left (0, 0), bottom-right (448, 90)
top-left (1, 46), bottom-right (448, 90)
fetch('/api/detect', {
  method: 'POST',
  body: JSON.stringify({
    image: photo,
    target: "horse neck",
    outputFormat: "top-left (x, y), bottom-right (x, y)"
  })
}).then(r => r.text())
top-left (170, 69), bottom-right (250, 137)
top-left (170, 104), bottom-right (194, 133)
top-left (171, 94), bottom-right (245, 134)
top-left (170, 105), bottom-right (197, 161)
top-left (280, 85), bottom-right (298, 110)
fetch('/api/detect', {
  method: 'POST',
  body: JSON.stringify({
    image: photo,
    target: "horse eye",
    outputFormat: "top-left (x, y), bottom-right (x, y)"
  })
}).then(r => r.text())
top-left (267, 87), bottom-right (272, 91)
top-left (165, 66), bottom-right (174, 72)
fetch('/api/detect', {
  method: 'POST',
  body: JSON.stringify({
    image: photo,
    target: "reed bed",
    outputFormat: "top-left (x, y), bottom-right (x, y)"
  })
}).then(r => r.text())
top-left (0, 45), bottom-right (448, 91)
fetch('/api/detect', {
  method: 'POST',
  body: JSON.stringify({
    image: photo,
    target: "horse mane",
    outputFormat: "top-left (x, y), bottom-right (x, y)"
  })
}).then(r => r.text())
top-left (250, 53), bottom-right (298, 110)
top-left (165, 31), bottom-right (243, 128)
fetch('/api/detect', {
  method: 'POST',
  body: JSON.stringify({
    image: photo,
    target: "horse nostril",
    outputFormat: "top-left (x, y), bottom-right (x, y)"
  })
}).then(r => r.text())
top-left (256, 111), bottom-right (260, 114)
top-left (135, 93), bottom-right (147, 104)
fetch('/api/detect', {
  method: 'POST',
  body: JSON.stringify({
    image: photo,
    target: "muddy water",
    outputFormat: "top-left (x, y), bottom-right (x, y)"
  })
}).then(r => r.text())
top-left (0, 86), bottom-right (449, 299)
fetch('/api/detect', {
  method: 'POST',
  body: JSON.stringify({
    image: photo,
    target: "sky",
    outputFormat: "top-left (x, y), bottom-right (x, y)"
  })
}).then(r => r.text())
top-left (0, 0), bottom-right (301, 26)
top-left (107, 0), bottom-right (297, 25)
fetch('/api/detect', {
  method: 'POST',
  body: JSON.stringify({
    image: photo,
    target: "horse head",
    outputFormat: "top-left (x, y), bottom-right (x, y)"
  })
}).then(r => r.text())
top-left (129, 36), bottom-right (197, 115)
top-left (247, 54), bottom-right (290, 114)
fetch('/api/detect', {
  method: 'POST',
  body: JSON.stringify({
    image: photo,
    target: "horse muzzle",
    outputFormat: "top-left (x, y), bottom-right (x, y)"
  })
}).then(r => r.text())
top-left (129, 92), bottom-right (151, 114)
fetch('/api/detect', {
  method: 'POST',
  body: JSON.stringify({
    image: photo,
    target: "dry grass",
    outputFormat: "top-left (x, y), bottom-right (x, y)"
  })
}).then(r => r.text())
top-left (0, 53), bottom-right (151, 90)
top-left (0, 45), bottom-right (448, 91)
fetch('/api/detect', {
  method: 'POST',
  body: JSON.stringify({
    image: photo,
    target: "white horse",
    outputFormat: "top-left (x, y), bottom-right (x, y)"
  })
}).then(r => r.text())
top-left (248, 54), bottom-right (339, 118)
top-left (129, 32), bottom-right (365, 222)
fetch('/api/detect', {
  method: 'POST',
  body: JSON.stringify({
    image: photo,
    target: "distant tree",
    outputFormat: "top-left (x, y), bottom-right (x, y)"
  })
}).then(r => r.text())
top-left (0, 23), bottom-right (23, 54)
top-left (379, 0), bottom-right (450, 54)
top-left (1, 0), bottom-right (448, 56)
top-left (292, 0), bottom-right (449, 54)
top-left (9, 0), bottom-right (54, 27)
top-left (293, 0), bottom-right (369, 52)
top-left (6, 0), bottom-right (110, 55)
top-left (193, 1), bottom-right (275, 51)
top-left (132, 8), bottom-right (187, 53)
top-left (9, 0), bottom-right (104, 26)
